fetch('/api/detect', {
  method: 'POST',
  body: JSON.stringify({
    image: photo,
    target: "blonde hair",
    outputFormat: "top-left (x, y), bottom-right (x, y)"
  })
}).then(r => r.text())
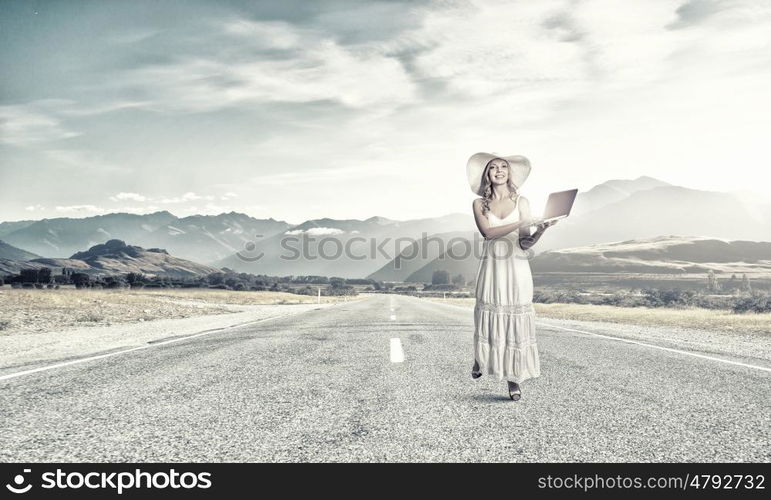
top-left (480, 157), bottom-right (525, 215)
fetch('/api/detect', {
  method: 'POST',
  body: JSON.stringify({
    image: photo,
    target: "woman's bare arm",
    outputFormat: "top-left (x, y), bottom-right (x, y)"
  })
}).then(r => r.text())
top-left (472, 198), bottom-right (529, 240)
top-left (518, 196), bottom-right (556, 249)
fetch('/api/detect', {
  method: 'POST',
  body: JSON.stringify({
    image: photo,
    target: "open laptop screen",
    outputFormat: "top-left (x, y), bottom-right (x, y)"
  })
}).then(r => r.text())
top-left (543, 189), bottom-right (578, 220)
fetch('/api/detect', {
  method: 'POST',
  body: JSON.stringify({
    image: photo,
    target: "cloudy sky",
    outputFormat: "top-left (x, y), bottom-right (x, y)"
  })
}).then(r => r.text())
top-left (1, 0), bottom-right (769, 224)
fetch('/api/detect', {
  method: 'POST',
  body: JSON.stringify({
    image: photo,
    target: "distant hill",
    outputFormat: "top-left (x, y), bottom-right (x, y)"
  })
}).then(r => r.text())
top-left (570, 175), bottom-right (671, 217)
top-left (0, 240), bottom-right (40, 261)
top-left (370, 180), bottom-right (771, 282)
top-left (1, 239), bottom-right (219, 278)
top-left (4, 176), bottom-right (770, 279)
top-left (145, 212), bottom-right (290, 263)
top-left (0, 220), bottom-right (36, 239)
top-left (367, 230), bottom-right (476, 282)
top-left (0, 259), bottom-right (51, 276)
top-left (530, 236), bottom-right (771, 274)
top-left (402, 235), bottom-right (482, 283)
top-left (0, 211), bottom-right (290, 263)
top-left (401, 236), bottom-right (771, 283)
top-left (536, 185), bottom-right (771, 251)
top-left (0, 211), bottom-right (177, 259)
top-left (214, 213), bottom-right (475, 278)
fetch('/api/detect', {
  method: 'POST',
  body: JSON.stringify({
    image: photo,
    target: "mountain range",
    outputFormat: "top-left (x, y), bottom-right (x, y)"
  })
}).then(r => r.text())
top-left (0, 211), bottom-right (290, 264)
top-left (529, 236), bottom-right (771, 275)
top-left (0, 240), bottom-right (41, 261)
top-left (369, 177), bottom-right (771, 281)
top-left (213, 213), bottom-right (472, 278)
top-left (0, 239), bottom-right (218, 278)
top-left (2, 176), bottom-right (770, 280)
top-left (403, 235), bottom-right (771, 284)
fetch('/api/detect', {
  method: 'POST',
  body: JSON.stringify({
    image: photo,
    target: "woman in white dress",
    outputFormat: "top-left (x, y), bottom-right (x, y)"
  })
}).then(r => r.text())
top-left (467, 153), bottom-right (556, 401)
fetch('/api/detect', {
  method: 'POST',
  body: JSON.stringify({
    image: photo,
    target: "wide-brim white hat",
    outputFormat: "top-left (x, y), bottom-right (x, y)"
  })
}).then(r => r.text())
top-left (466, 152), bottom-right (531, 196)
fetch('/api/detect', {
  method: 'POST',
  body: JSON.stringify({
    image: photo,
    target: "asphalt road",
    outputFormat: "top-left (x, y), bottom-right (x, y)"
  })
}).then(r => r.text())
top-left (1, 294), bottom-right (769, 462)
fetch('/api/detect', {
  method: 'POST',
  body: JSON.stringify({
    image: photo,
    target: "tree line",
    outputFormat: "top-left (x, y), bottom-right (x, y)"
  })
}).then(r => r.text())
top-left (0, 267), bottom-right (377, 296)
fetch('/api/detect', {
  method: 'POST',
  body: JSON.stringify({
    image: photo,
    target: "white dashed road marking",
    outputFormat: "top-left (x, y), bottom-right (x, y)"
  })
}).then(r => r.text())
top-left (390, 338), bottom-right (404, 363)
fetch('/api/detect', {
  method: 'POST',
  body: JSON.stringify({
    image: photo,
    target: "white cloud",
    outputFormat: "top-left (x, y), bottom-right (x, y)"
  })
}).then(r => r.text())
top-left (61, 100), bottom-right (149, 117)
top-left (403, 0), bottom-right (591, 97)
top-left (102, 192), bottom-right (235, 214)
top-left (100, 193), bottom-right (237, 217)
top-left (0, 104), bottom-right (80, 146)
top-left (293, 0), bottom-right (771, 206)
top-left (223, 19), bottom-right (302, 49)
top-left (110, 192), bottom-right (147, 202)
top-left (115, 19), bottom-right (418, 112)
top-left (115, 205), bottom-right (161, 214)
top-left (286, 227), bottom-right (345, 236)
top-left (159, 192), bottom-right (216, 204)
top-left (250, 165), bottom-right (386, 186)
top-left (201, 203), bottom-right (229, 214)
top-left (45, 149), bottom-right (129, 173)
top-left (54, 205), bottom-right (105, 214)
top-left (24, 205), bottom-right (45, 212)
top-left (3, 0), bottom-right (771, 224)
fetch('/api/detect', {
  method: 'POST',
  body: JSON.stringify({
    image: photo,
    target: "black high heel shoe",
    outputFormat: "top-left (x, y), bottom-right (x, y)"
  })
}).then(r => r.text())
top-left (471, 361), bottom-right (482, 379)
top-left (507, 381), bottom-right (521, 401)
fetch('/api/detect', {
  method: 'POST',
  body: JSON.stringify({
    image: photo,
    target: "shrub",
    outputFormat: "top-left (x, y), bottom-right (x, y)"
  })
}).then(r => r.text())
top-left (432, 270), bottom-right (450, 285)
top-left (71, 273), bottom-right (91, 288)
top-left (38, 267), bottom-right (52, 284)
top-left (732, 292), bottom-right (771, 314)
top-left (597, 291), bottom-right (647, 307)
top-left (534, 289), bottom-right (588, 304)
top-left (104, 276), bottom-right (127, 289)
top-left (642, 288), bottom-right (696, 308)
top-left (20, 268), bottom-right (39, 283)
top-left (207, 272), bottom-right (225, 286)
top-left (125, 272), bottom-right (146, 286)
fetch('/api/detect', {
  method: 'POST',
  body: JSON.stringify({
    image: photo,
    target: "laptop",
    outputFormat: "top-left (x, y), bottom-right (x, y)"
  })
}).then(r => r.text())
top-left (527, 189), bottom-right (578, 226)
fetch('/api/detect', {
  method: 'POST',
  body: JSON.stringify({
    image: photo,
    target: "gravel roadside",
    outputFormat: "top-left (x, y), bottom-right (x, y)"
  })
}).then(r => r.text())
top-left (428, 299), bottom-right (771, 366)
top-left (0, 302), bottom-right (344, 376)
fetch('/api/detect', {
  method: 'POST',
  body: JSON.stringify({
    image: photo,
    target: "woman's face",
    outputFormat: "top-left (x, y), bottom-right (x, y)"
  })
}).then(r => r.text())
top-left (487, 159), bottom-right (509, 186)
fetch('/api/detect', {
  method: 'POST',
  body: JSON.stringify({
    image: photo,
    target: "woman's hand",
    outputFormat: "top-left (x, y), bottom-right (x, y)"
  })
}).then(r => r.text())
top-left (472, 198), bottom-right (529, 240)
top-left (536, 219), bottom-right (558, 232)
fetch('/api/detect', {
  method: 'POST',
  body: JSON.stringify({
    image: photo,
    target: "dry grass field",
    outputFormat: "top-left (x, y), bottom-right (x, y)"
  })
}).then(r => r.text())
top-left (425, 297), bottom-right (771, 335)
top-left (0, 287), bottom-right (348, 335)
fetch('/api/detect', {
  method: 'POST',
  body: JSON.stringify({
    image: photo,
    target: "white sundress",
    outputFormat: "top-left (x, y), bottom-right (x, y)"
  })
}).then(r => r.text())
top-left (473, 195), bottom-right (540, 383)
